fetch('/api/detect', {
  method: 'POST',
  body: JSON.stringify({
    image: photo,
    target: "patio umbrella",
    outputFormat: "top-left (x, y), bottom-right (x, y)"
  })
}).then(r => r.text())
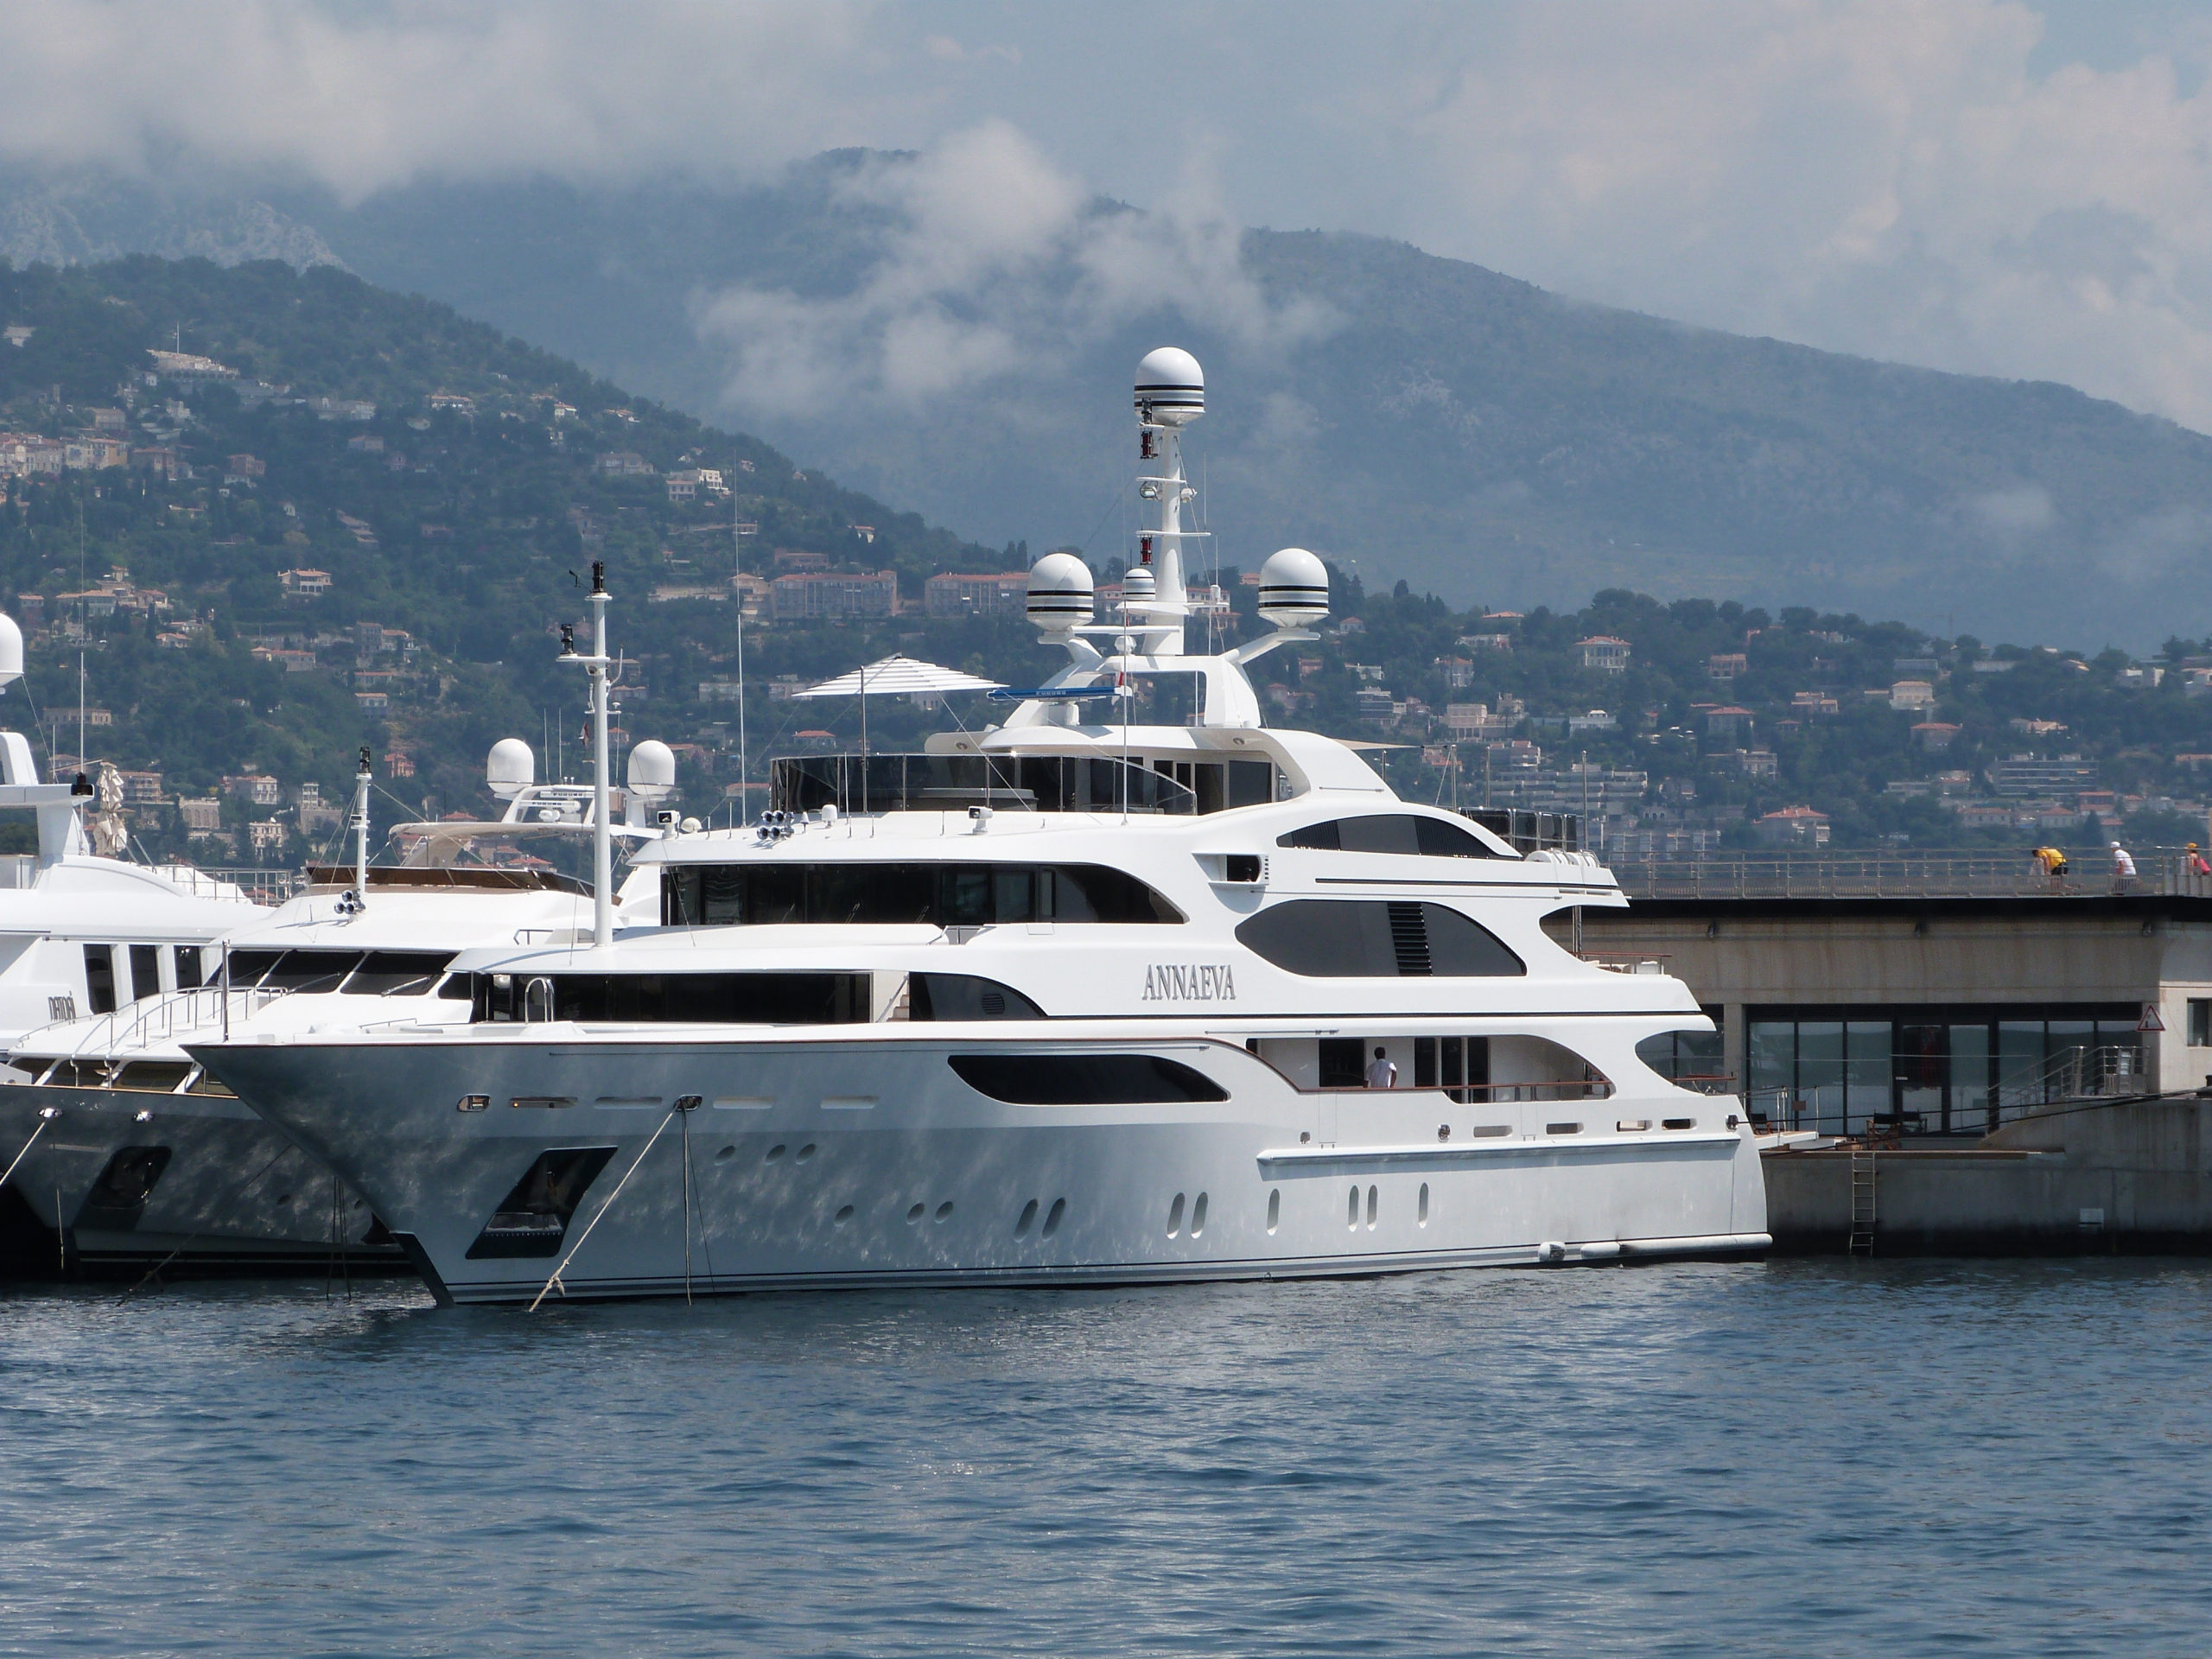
top-left (792, 655), bottom-right (1007, 757)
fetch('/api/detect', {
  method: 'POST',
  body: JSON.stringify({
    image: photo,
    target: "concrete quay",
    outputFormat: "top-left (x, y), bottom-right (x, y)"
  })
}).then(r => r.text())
top-left (1764, 1094), bottom-right (2212, 1253)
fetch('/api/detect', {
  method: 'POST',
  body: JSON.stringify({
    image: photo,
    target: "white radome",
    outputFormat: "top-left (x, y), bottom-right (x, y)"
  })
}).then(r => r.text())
top-left (1026, 552), bottom-right (1095, 632)
top-left (1256, 547), bottom-right (1330, 628)
top-left (486, 737), bottom-right (535, 799)
top-left (626, 740), bottom-right (677, 798)
top-left (1135, 346), bottom-right (1205, 426)
top-left (0, 612), bottom-right (22, 690)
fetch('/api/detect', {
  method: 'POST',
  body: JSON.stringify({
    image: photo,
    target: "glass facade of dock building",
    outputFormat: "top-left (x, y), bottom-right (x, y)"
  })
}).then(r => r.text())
top-left (1742, 1004), bottom-right (2145, 1136)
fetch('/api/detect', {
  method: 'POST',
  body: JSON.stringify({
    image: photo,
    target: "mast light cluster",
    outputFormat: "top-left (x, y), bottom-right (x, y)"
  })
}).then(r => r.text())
top-left (1023, 347), bottom-right (1328, 650)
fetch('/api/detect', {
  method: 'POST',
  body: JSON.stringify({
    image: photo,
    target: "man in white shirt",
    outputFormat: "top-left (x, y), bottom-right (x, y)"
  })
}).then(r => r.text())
top-left (2111, 841), bottom-right (2137, 892)
top-left (1364, 1046), bottom-right (1397, 1089)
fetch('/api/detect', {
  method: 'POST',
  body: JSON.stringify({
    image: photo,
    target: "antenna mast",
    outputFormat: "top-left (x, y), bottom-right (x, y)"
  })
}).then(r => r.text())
top-left (1128, 347), bottom-right (1205, 660)
top-left (734, 503), bottom-right (747, 827)
top-left (560, 562), bottom-right (615, 949)
top-left (350, 747), bottom-right (372, 910)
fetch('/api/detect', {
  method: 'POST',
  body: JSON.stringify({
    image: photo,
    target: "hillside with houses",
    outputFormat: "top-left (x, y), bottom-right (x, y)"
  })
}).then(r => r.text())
top-left (2, 255), bottom-right (2209, 869)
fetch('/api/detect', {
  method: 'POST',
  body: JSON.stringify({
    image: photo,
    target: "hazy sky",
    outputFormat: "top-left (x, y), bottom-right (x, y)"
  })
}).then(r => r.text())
top-left (12, 1), bottom-right (2212, 427)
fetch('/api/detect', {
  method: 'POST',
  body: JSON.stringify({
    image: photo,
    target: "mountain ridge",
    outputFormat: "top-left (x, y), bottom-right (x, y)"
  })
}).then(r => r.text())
top-left (3, 159), bottom-right (2208, 647)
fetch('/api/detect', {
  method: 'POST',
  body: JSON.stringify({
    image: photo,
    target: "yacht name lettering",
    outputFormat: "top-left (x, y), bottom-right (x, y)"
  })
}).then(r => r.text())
top-left (1141, 963), bottom-right (1236, 1002)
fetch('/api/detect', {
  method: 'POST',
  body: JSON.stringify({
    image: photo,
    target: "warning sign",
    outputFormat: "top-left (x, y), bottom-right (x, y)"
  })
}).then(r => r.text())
top-left (2139, 1002), bottom-right (2165, 1033)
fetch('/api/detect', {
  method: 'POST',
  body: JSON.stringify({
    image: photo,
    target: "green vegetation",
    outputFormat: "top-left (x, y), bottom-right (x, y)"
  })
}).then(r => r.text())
top-left (2, 255), bottom-right (2204, 870)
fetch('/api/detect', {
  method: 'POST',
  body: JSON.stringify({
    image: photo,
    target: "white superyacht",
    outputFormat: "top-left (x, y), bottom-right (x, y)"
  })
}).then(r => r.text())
top-left (191, 350), bottom-right (1769, 1304)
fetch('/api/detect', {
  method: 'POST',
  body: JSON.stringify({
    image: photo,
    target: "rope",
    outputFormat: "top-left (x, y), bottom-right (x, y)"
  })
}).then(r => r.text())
top-left (0, 1109), bottom-right (55, 1188)
top-left (529, 1108), bottom-right (679, 1311)
top-left (680, 1102), bottom-right (694, 1306)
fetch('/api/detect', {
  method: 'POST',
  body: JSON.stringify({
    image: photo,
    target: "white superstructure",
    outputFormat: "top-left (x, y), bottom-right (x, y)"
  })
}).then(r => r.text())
top-left (189, 351), bottom-right (1768, 1304)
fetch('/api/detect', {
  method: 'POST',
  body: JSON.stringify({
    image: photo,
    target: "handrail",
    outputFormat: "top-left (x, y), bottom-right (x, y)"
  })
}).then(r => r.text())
top-left (1608, 846), bottom-right (2212, 900)
top-left (16, 983), bottom-right (293, 1066)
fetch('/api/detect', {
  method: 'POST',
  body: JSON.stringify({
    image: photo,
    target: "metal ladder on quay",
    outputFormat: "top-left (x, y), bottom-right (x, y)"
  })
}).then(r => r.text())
top-left (1847, 1147), bottom-right (1877, 1258)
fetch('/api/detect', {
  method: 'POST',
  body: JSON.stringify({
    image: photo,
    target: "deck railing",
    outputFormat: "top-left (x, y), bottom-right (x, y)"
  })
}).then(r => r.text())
top-left (1608, 847), bottom-right (2212, 900)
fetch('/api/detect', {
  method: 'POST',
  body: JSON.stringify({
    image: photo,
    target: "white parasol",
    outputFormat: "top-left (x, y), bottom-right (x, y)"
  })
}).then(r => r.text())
top-left (792, 654), bottom-right (1006, 755)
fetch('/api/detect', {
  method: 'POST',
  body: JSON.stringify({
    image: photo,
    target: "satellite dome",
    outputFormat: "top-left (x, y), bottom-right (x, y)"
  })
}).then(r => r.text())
top-left (0, 613), bottom-right (21, 690)
top-left (626, 739), bottom-right (677, 799)
top-left (486, 737), bottom-right (535, 799)
top-left (1256, 547), bottom-right (1329, 628)
top-left (1026, 552), bottom-right (1094, 632)
top-left (1134, 346), bottom-right (1204, 426)
top-left (1121, 563), bottom-right (1157, 603)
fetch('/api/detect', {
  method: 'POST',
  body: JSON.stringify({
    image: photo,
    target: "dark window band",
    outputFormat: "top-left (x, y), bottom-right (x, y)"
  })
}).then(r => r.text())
top-left (1236, 899), bottom-right (1525, 977)
top-left (473, 971), bottom-right (871, 1025)
top-left (949, 1052), bottom-right (1228, 1105)
top-left (1278, 815), bottom-right (1497, 858)
top-left (662, 861), bottom-right (1184, 928)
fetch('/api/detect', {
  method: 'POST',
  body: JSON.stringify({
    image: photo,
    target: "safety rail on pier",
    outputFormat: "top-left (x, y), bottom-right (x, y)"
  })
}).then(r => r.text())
top-left (1607, 847), bottom-right (2212, 901)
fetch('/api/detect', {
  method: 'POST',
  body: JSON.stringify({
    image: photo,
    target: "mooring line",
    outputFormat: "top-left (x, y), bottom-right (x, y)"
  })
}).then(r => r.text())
top-left (680, 1101), bottom-right (695, 1306)
top-left (529, 1109), bottom-right (679, 1312)
top-left (0, 1107), bottom-right (58, 1190)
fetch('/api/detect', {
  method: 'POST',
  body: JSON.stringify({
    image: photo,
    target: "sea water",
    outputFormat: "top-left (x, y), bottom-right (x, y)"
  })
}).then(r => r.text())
top-left (1, 1259), bottom-right (2208, 1656)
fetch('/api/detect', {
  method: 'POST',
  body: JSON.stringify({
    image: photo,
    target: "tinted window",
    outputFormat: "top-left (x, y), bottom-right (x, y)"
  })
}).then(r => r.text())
top-left (129, 944), bottom-right (161, 1001)
top-left (1277, 815), bottom-right (1495, 858)
top-left (908, 975), bottom-right (1046, 1020)
top-left (225, 948), bottom-right (284, 986)
top-left (948, 1052), bottom-right (1227, 1104)
top-left (173, 945), bottom-right (204, 991)
top-left (1319, 1037), bottom-right (1365, 1088)
top-left (1236, 900), bottom-right (1523, 977)
top-left (343, 951), bottom-right (457, 996)
top-left (473, 971), bottom-right (871, 1026)
top-left (83, 945), bottom-right (117, 1014)
top-left (663, 862), bottom-right (1183, 926)
top-left (262, 951), bottom-right (364, 992)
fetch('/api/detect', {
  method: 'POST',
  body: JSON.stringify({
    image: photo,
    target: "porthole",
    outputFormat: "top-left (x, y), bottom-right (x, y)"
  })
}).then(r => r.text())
top-left (766, 1143), bottom-right (787, 1162)
top-left (834, 1205), bottom-right (854, 1226)
top-left (1365, 1185), bottom-right (1377, 1229)
top-left (1418, 1183), bottom-right (1430, 1226)
top-left (906, 1202), bottom-right (925, 1224)
top-left (1191, 1193), bottom-right (1208, 1237)
top-left (1546, 1122), bottom-right (1582, 1136)
top-left (1041, 1197), bottom-right (1065, 1237)
top-left (1016, 1198), bottom-right (1039, 1237)
top-left (1266, 1188), bottom-right (1280, 1234)
top-left (795, 1142), bottom-right (817, 1163)
top-left (1663, 1118), bottom-right (1696, 1130)
top-left (1167, 1192), bottom-right (1185, 1236)
top-left (1347, 1185), bottom-right (1359, 1230)
top-left (714, 1144), bottom-right (736, 1162)
top-left (934, 1201), bottom-right (953, 1223)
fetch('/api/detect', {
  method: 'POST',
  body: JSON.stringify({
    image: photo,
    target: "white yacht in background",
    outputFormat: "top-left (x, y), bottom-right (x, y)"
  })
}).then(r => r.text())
top-left (0, 610), bottom-right (273, 1263)
top-left (0, 613), bottom-right (264, 1052)
top-left (193, 350), bottom-right (1768, 1305)
top-left (3, 738), bottom-right (673, 1269)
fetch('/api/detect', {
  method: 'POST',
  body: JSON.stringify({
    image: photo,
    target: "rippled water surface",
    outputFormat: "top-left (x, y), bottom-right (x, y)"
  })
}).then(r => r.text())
top-left (3, 1259), bottom-right (2209, 1656)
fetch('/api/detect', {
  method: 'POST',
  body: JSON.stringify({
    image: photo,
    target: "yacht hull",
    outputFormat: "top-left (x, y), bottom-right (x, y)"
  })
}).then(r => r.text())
top-left (194, 1032), bottom-right (1769, 1305)
top-left (0, 1080), bottom-right (401, 1268)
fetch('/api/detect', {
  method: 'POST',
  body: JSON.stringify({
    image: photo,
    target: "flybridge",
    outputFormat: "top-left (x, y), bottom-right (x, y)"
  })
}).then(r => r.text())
top-left (754, 347), bottom-right (1344, 822)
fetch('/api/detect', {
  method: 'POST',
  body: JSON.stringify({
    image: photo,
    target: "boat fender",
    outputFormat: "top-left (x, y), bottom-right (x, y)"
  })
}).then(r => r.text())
top-left (1537, 1240), bottom-right (1567, 1263)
